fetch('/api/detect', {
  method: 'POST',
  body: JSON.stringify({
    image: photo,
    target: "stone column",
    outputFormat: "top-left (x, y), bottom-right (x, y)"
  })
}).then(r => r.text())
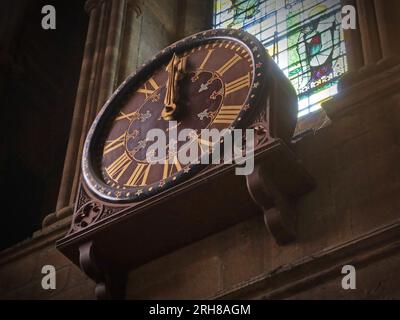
top-left (55, 0), bottom-right (104, 212)
top-left (355, 0), bottom-right (382, 65)
top-left (324, 0), bottom-right (400, 120)
top-left (96, 0), bottom-right (126, 111)
top-left (55, 0), bottom-right (143, 213)
top-left (373, 0), bottom-right (400, 59)
top-left (341, 0), bottom-right (364, 71)
top-left (176, 0), bottom-right (214, 39)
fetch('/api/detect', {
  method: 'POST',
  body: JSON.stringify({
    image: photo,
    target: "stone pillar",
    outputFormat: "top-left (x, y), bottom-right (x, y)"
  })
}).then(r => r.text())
top-left (55, 0), bottom-right (104, 212)
top-left (115, 1), bottom-right (144, 84)
top-left (97, 0), bottom-right (126, 112)
top-left (341, 0), bottom-right (364, 71)
top-left (373, 0), bottom-right (400, 59)
top-left (176, 0), bottom-right (214, 39)
top-left (355, 0), bottom-right (382, 65)
top-left (55, 0), bottom-right (143, 213)
top-left (324, 0), bottom-right (400, 121)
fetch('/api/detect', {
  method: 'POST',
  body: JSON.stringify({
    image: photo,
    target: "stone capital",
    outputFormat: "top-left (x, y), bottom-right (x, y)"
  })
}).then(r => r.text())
top-left (84, 0), bottom-right (107, 13)
top-left (127, 0), bottom-right (144, 17)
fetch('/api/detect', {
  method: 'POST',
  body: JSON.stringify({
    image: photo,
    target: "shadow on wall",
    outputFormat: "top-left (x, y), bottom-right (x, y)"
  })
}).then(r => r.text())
top-left (0, 0), bottom-right (88, 250)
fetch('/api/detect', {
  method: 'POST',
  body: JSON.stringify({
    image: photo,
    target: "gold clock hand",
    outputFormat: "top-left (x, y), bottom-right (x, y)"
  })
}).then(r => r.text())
top-left (162, 53), bottom-right (187, 120)
top-left (162, 54), bottom-right (178, 120)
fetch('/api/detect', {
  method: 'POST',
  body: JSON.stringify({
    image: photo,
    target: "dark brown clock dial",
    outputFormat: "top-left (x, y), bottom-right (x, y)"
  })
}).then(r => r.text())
top-left (82, 29), bottom-right (269, 203)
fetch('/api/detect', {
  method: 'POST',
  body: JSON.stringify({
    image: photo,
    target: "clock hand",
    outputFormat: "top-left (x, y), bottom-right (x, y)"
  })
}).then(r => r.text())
top-left (162, 53), bottom-right (187, 120)
top-left (162, 54), bottom-right (178, 120)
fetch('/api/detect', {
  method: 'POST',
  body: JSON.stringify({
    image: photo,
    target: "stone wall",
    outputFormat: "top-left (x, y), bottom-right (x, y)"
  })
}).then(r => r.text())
top-left (125, 65), bottom-right (400, 299)
top-left (2, 59), bottom-right (399, 300)
top-left (0, 218), bottom-right (95, 299)
top-left (1, 0), bottom-right (400, 300)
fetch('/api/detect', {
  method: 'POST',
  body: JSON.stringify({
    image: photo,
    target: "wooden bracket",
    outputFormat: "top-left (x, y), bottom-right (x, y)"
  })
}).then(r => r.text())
top-left (79, 241), bottom-right (126, 300)
top-left (247, 165), bottom-right (295, 245)
top-left (246, 139), bottom-right (314, 245)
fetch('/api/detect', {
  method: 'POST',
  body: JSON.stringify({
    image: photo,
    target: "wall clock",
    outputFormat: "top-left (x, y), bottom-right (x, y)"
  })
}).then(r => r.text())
top-left (58, 29), bottom-right (314, 299)
top-left (82, 28), bottom-right (297, 204)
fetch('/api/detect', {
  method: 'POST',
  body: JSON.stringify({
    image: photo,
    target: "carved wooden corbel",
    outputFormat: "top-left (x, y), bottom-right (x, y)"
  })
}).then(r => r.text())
top-left (246, 140), bottom-right (314, 245)
top-left (79, 241), bottom-right (126, 299)
top-left (247, 164), bottom-right (296, 245)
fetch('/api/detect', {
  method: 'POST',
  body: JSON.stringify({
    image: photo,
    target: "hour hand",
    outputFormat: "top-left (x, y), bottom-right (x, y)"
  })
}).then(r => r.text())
top-left (162, 53), bottom-right (186, 120)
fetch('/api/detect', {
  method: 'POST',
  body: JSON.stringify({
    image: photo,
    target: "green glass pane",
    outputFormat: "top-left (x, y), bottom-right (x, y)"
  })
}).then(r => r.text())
top-left (213, 0), bottom-right (348, 117)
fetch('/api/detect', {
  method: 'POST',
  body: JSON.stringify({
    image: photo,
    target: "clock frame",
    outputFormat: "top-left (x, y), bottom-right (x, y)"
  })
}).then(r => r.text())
top-left (82, 28), bottom-right (276, 203)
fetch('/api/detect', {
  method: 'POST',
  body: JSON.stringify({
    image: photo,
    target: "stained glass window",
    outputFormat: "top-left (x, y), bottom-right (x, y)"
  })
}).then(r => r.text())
top-left (213, 0), bottom-right (347, 117)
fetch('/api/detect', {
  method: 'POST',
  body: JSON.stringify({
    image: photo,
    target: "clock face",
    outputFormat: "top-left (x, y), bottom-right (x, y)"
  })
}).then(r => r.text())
top-left (82, 29), bottom-right (268, 203)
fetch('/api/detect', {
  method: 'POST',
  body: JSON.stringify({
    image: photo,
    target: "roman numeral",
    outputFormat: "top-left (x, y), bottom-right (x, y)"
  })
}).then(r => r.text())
top-left (137, 77), bottom-right (159, 98)
top-left (197, 138), bottom-right (213, 147)
top-left (115, 111), bottom-right (139, 121)
top-left (197, 137), bottom-right (217, 154)
top-left (224, 73), bottom-right (251, 96)
top-left (125, 163), bottom-right (151, 187)
top-left (163, 156), bottom-right (182, 179)
top-left (106, 152), bottom-right (131, 181)
top-left (199, 49), bottom-right (214, 70)
top-left (213, 105), bottom-right (242, 124)
top-left (103, 133), bottom-right (126, 155)
top-left (216, 54), bottom-right (241, 76)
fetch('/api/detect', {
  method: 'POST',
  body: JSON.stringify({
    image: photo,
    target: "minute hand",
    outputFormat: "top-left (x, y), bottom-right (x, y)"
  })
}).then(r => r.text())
top-left (162, 53), bottom-right (186, 120)
top-left (162, 54), bottom-right (178, 120)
